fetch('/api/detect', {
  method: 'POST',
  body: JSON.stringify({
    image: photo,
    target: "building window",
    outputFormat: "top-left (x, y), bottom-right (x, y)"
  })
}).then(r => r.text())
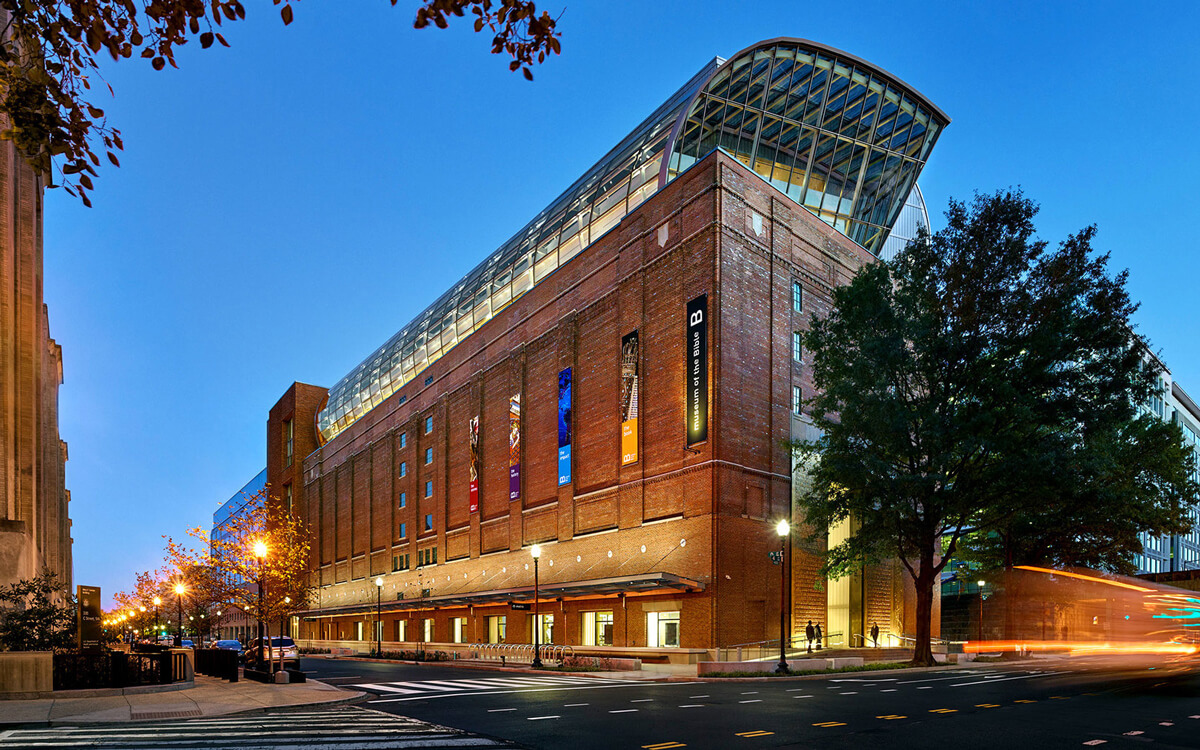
top-left (355, 621), bottom-right (364, 641)
top-left (399, 462), bottom-right (407, 478)
top-left (395, 619), bottom-right (407, 642)
top-left (399, 492), bottom-right (406, 508)
top-left (582, 611), bottom-right (614, 646)
top-left (399, 522), bottom-right (407, 539)
top-left (793, 332), bottom-right (803, 362)
top-left (425, 447), bottom-right (433, 464)
top-left (284, 419), bottom-right (294, 468)
top-left (487, 615), bottom-right (507, 644)
top-left (399, 432), bottom-right (407, 449)
top-left (284, 484), bottom-right (293, 514)
top-left (424, 416), bottom-right (433, 434)
top-left (451, 617), bottom-right (466, 643)
top-left (531, 614), bottom-right (554, 645)
top-left (793, 386), bottom-right (802, 415)
top-left (424, 513), bottom-right (433, 532)
top-left (646, 611), bottom-right (680, 648)
top-left (423, 618), bottom-right (434, 642)
top-left (792, 280), bottom-right (803, 312)
top-left (425, 480), bottom-right (433, 498)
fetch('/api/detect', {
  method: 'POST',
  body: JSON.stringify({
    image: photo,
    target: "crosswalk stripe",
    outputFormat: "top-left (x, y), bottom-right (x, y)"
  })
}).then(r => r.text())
top-left (356, 682), bottom-right (424, 694)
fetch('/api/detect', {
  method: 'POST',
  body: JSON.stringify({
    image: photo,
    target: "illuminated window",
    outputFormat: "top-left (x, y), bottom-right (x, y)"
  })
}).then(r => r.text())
top-left (399, 522), bottom-right (407, 539)
top-left (487, 615), bottom-right (507, 644)
top-left (451, 617), bottom-right (466, 643)
top-left (646, 611), bottom-right (680, 648)
top-left (582, 611), bottom-right (614, 646)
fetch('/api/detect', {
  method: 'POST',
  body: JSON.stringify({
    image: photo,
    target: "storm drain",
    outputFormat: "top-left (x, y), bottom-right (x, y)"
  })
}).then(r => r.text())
top-left (129, 708), bottom-right (203, 721)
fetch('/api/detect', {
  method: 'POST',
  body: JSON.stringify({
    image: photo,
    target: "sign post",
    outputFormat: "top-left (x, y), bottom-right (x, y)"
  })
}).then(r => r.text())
top-left (77, 585), bottom-right (101, 653)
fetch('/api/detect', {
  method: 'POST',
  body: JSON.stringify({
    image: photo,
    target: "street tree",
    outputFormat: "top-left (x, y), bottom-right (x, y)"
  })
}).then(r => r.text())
top-left (792, 189), bottom-right (1199, 666)
top-left (165, 485), bottom-right (313, 668)
top-left (0, 569), bottom-right (76, 651)
top-left (0, 0), bottom-right (562, 206)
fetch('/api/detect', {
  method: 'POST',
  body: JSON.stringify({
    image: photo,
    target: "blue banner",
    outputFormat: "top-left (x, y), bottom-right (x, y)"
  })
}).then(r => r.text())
top-left (558, 368), bottom-right (572, 485)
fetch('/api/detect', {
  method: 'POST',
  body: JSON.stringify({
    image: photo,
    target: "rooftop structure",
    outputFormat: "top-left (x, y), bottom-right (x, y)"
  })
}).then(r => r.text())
top-left (316, 38), bottom-right (950, 443)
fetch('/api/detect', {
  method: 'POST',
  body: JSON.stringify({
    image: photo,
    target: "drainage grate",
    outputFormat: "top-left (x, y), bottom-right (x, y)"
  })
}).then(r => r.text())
top-left (129, 708), bottom-right (203, 721)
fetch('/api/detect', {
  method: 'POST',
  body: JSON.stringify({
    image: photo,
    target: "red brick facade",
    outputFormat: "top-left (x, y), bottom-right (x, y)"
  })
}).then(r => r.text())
top-left (270, 151), bottom-right (926, 655)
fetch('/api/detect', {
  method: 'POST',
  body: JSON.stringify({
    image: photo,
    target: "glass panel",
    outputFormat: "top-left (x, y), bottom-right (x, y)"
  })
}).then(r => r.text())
top-left (725, 56), bottom-right (754, 104)
top-left (764, 50), bottom-right (795, 115)
top-left (745, 50), bottom-right (773, 110)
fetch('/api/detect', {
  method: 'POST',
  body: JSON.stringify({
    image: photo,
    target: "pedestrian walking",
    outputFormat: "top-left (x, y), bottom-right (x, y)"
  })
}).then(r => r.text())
top-left (805, 620), bottom-right (815, 653)
top-left (871, 622), bottom-right (880, 648)
top-left (814, 622), bottom-right (823, 650)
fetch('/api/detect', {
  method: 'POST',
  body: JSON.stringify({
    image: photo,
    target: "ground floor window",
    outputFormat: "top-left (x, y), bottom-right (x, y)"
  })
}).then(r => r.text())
top-left (530, 614), bottom-right (554, 645)
top-left (355, 621), bottom-right (364, 641)
top-left (646, 611), bottom-right (680, 648)
top-left (451, 617), bottom-right (466, 643)
top-left (582, 611), bottom-right (614, 646)
top-left (375, 620), bottom-right (383, 643)
top-left (423, 618), bottom-right (434, 643)
top-left (488, 615), bottom-right (506, 644)
top-left (395, 619), bottom-right (407, 642)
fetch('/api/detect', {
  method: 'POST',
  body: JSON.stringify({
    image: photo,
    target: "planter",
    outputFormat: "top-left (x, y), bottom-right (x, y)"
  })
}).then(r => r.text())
top-left (283, 668), bottom-right (307, 683)
top-left (242, 667), bottom-right (273, 683)
top-left (0, 651), bottom-right (52, 697)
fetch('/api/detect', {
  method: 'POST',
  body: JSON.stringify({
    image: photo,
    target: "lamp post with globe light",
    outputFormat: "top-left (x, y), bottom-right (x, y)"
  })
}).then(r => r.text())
top-left (978, 580), bottom-right (986, 644)
top-left (173, 583), bottom-right (185, 647)
top-left (776, 519), bottom-right (791, 674)
top-left (374, 578), bottom-right (384, 656)
top-left (153, 597), bottom-right (161, 640)
top-left (254, 540), bottom-right (268, 671)
top-left (531, 545), bottom-right (543, 668)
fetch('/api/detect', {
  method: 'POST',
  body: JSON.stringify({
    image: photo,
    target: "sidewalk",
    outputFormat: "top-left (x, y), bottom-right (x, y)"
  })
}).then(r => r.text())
top-left (0, 675), bottom-right (365, 728)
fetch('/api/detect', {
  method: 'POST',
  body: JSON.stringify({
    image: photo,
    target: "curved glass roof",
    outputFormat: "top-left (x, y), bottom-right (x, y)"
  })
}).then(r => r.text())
top-left (878, 184), bottom-right (930, 262)
top-left (317, 39), bottom-right (949, 443)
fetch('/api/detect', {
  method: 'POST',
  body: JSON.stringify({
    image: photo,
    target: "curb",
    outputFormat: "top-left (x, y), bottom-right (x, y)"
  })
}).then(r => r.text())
top-left (308, 655), bottom-right (673, 682)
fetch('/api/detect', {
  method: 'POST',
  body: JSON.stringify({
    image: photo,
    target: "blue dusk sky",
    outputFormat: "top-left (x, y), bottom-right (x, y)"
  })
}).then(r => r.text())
top-left (43, 1), bottom-right (1198, 606)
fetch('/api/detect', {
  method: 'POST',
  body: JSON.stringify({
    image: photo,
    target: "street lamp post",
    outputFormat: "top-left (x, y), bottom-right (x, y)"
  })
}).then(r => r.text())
top-left (173, 583), bottom-right (185, 647)
top-left (531, 545), bottom-right (543, 669)
top-left (978, 580), bottom-right (987, 644)
top-left (254, 540), bottom-right (268, 672)
top-left (776, 519), bottom-right (791, 674)
top-left (153, 597), bottom-right (161, 641)
top-left (374, 577), bottom-right (383, 657)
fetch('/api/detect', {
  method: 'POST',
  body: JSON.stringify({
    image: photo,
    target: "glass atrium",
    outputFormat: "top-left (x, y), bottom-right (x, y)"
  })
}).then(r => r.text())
top-left (317, 38), bottom-right (949, 443)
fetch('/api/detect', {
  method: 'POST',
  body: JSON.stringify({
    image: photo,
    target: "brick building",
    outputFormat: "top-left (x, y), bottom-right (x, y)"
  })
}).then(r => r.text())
top-left (0, 116), bottom-right (73, 591)
top-left (270, 39), bottom-right (949, 659)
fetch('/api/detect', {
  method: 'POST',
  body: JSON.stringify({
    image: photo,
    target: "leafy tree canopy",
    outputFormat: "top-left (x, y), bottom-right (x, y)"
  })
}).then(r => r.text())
top-left (793, 189), bottom-right (1199, 665)
top-left (0, 0), bottom-right (562, 205)
top-left (0, 569), bottom-right (76, 652)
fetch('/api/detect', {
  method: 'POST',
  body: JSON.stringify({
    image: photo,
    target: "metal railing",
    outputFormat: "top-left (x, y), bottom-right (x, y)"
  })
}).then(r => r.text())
top-left (193, 648), bottom-right (240, 682)
top-left (53, 650), bottom-right (189, 691)
top-left (469, 643), bottom-right (574, 665)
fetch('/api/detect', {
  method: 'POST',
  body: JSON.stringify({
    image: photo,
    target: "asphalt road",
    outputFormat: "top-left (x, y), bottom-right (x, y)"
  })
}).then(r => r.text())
top-left (304, 656), bottom-right (1200, 749)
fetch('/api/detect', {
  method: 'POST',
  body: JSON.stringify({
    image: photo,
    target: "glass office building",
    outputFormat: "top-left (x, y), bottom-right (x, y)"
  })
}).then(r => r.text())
top-left (315, 38), bottom-right (949, 444)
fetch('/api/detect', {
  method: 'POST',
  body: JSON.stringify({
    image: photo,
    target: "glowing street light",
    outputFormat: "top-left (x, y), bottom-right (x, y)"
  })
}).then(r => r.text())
top-left (531, 545), bottom-right (543, 669)
top-left (776, 519), bottom-right (791, 674)
top-left (173, 582), bottom-right (186, 647)
top-left (374, 578), bottom-right (383, 656)
top-left (254, 539), bottom-right (268, 671)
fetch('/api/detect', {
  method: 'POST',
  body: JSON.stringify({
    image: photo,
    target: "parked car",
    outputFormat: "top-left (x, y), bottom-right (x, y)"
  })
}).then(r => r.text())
top-left (244, 636), bottom-right (299, 669)
top-left (180, 639), bottom-right (195, 649)
top-left (213, 639), bottom-right (244, 658)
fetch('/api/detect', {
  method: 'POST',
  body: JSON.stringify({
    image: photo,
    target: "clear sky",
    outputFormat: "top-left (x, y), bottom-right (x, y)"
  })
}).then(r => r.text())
top-left (44, 1), bottom-right (1199, 606)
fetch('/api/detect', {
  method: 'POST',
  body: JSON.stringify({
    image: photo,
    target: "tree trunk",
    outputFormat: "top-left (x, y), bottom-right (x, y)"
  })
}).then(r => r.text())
top-left (911, 543), bottom-right (938, 667)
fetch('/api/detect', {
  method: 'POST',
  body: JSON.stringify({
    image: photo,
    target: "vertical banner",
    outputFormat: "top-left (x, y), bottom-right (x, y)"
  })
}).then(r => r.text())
top-left (620, 331), bottom-right (640, 465)
top-left (78, 585), bottom-right (101, 653)
top-left (686, 294), bottom-right (708, 446)
top-left (468, 416), bottom-right (480, 513)
top-left (558, 368), bottom-right (572, 485)
top-left (508, 393), bottom-right (522, 501)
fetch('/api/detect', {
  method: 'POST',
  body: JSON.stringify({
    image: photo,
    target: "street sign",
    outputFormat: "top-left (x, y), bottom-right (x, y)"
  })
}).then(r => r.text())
top-left (510, 602), bottom-right (531, 610)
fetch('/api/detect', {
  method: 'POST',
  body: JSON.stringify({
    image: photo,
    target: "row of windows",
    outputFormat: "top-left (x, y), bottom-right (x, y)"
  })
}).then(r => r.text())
top-left (336, 610), bottom-right (681, 648)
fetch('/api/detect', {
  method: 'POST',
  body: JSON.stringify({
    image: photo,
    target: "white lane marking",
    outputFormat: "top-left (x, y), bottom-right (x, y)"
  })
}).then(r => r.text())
top-left (795, 695), bottom-right (813, 698)
top-left (950, 671), bottom-right (1068, 688)
top-left (689, 695), bottom-right (710, 699)
top-left (741, 691), bottom-right (759, 695)
top-left (897, 672), bottom-right (1001, 685)
top-left (356, 683), bottom-right (422, 694)
top-left (610, 709), bottom-right (639, 714)
top-left (528, 715), bottom-right (561, 721)
top-left (1160, 722), bottom-right (1175, 726)
top-left (631, 699), bottom-right (653, 703)
top-left (1124, 731), bottom-right (1143, 736)
top-left (917, 686), bottom-right (932, 690)
top-left (786, 688), bottom-right (806, 692)
top-left (1082, 741), bottom-right (1107, 746)
top-left (488, 708), bottom-right (517, 713)
top-left (564, 703), bottom-right (589, 707)
top-left (679, 704), bottom-right (705, 708)
top-left (1191, 715), bottom-right (1200, 719)
top-left (369, 682), bottom-right (684, 704)
top-left (881, 689), bottom-right (898, 692)
top-left (831, 678), bottom-right (897, 682)
top-left (840, 691), bottom-right (858, 695)
top-left (739, 699), bottom-right (762, 704)
top-left (370, 681), bottom-right (461, 692)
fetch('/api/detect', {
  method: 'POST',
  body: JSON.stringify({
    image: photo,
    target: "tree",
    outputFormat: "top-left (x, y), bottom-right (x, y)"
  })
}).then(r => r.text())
top-left (0, 569), bottom-right (76, 652)
top-left (165, 485), bottom-right (313, 668)
top-left (792, 190), bottom-right (1200, 666)
top-left (0, 0), bottom-right (561, 206)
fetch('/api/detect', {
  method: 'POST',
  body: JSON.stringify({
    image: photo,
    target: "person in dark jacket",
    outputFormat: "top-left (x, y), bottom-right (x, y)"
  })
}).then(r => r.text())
top-left (871, 622), bottom-right (880, 648)
top-left (805, 620), bottom-right (815, 653)
top-left (814, 622), bottom-right (823, 650)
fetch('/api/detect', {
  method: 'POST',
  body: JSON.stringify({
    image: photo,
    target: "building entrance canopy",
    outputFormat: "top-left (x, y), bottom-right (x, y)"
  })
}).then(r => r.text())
top-left (298, 572), bottom-right (704, 620)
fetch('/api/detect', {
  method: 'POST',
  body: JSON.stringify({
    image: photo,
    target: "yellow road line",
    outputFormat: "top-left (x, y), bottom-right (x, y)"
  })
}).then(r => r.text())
top-left (976, 703), bottom-right (1000, 708)
top-left (1050, 696), bottom-right (1069, 700)
top-left (1015, 699), bottom-right (1036, 703)
top-left (812, 721), bottom-right (846, 728)
top-left (642, 744), bottom-right (686, 749)
top-left (929, 708), bottom-right (958, 714)
top-left (734, 730), bottom-right (774, 737)
top-left (877, 714), bottom-right (906, 720)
